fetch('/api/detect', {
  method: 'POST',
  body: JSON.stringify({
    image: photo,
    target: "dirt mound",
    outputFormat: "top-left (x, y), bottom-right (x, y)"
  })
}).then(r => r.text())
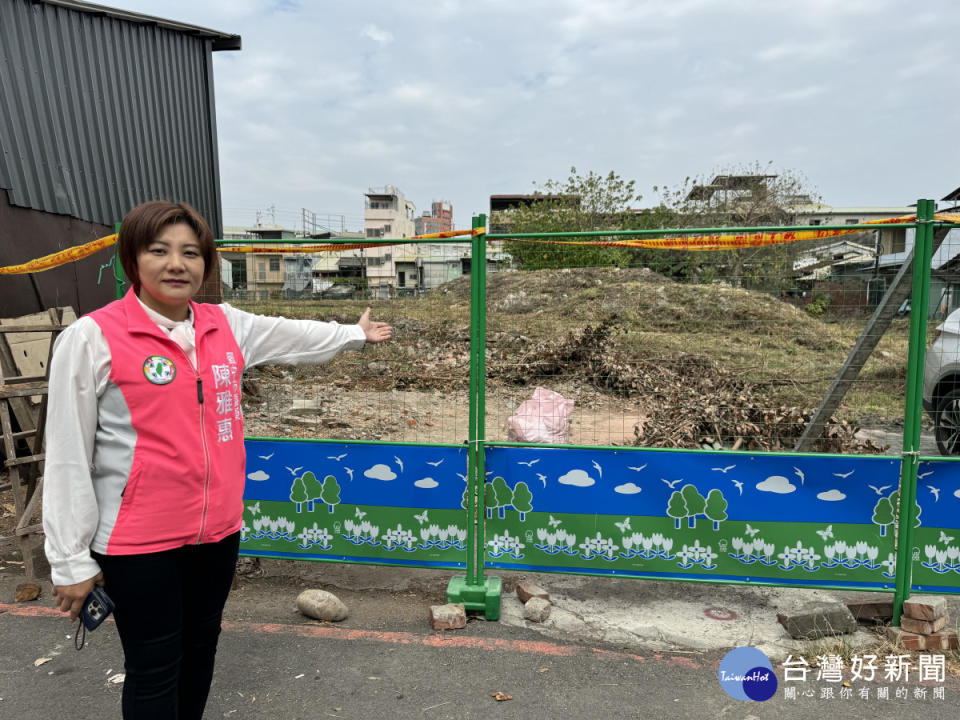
top-left (436, 265), bottom-right (668, 302)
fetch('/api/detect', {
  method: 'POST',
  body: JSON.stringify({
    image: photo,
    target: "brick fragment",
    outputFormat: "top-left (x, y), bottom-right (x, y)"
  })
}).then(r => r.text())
top-left (430, 603), bottom-right (466, 630)
top-left (900, 613), bottom-right (949, 635)
top-left (886, 626), bottom-right (926, 650)
top-left (523, 597), bottom-right (551, 623)
top-left (885, 626), bottom-right (959, 650)
top-left (516, 581), bottom-right (550, 604)
top-left (927, 630), bottom-right (959, 650)
top-left (902, 596), bottom-right (948, 622)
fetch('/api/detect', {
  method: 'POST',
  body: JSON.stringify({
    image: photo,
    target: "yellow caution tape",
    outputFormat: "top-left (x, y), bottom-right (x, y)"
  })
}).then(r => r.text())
top-left (0, 233), bottom-right (117, 275)
top-left (3, 214), bottom-right (958, 274)
top-left (216, 227), bottom-right (484, 254)
top-left (503, 214), bottom-right (960, 251)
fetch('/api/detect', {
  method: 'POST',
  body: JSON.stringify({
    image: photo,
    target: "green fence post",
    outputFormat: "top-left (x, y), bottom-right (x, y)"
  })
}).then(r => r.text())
top-left (114, 221), bottom-right (125, 300)
top-left (447, 214), bottom-right (502, 619)
top-left (892, 198), bottom-right (935, 624)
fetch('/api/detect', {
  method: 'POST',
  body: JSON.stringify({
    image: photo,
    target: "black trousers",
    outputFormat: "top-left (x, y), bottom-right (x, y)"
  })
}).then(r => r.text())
top-left (93, 531), bottom-right (240, 719)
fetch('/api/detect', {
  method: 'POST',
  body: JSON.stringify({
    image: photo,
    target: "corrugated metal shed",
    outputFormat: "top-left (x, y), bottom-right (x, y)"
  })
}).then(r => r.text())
top-left (0, 0), bottom-right (240, 235)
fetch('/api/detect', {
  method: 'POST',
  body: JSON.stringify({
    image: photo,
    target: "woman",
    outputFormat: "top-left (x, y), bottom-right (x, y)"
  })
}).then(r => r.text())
top-left (43, 200), bottom-right (391, 719)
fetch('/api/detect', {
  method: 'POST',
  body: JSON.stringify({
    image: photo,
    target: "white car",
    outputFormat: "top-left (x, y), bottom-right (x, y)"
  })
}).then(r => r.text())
top-left (923, 308), bottom-right (960, 454)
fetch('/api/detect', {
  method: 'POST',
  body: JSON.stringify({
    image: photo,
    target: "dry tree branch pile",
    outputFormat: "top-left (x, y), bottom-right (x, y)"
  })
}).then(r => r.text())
top-left (491, 321), bottom-right (886, 453)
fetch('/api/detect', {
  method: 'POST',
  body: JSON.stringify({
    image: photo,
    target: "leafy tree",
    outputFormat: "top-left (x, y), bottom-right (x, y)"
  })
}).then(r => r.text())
top-left (681, 484), bottom-right (706, 528)
top-left (498, 167), bottom-right (674, 271)
top-left (704, 489), bottom-right (728, 530)
top-left (872, 496), bottom-right (894, 536)
top-left (484, 483), bottom-right (498, 519)
top-left (320, 474), bottom-right (341, 513)
top-left (512, 482), bottom-right (533, 521)
top-left (289, 476), bottom-right (308, 513)
top-left (653, 162), bottom-right (821, 290)
top-left (301, 471), bottom-right (324, 512)
top-left (667, 491), bottom-right (688, 530)
top-left (492, 476), bottom-right (512, 519)
top-left (498, 163), bottom-right (819, 289)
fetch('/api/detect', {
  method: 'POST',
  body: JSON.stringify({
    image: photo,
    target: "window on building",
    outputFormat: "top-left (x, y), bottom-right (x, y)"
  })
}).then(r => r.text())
top-left (809, 219), bottom-right (821, 226)
top-left (845, 218), bottom-right (860, 225)
top-left (269, 257), bottom-right (281, 272)
top-left (258, 261), bottom-right (266, 281)
top-left (366, 228), bottom-right (384, 238)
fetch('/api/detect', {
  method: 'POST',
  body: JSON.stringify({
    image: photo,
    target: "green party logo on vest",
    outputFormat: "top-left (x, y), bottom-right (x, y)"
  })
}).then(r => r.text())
top-left (142, 356), bottom-right (177, 385)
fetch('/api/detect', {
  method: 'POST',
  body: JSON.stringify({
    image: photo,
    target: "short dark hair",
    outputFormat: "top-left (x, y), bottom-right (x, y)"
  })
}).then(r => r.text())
top-left (118, 201), bottom-right (216, 292)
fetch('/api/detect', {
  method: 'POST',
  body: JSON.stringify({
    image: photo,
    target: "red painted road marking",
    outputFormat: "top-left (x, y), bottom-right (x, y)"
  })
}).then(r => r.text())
top-left (0, 602), bottom-right (705, 668)
top-left (704, 607), bottom-right (738, 621)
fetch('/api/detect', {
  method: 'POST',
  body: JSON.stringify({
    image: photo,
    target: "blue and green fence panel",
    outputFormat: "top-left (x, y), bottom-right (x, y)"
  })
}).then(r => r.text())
top-left (240, 439), bottom-right (469, 570)
top-left (909, 458), bottom-right (960, 594)
top-left (482, 445), bottom-right (901, 590)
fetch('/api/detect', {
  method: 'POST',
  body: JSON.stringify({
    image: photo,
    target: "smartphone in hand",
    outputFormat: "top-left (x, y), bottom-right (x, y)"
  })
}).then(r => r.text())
top-left (80, 585), bottom-right (114, 631)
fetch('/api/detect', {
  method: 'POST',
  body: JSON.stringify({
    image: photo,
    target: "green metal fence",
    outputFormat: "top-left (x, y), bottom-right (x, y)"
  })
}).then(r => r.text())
top-left (114, 202), bottom-right (960, 623)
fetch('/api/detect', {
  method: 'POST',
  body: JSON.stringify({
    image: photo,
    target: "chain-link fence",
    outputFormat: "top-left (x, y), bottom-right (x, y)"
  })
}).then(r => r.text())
top-left (485, 226), bottom-right (924, 456)
top-left (220, 239), bottom-right (475, 446)
top-left (221, 216), bottom-right (957, 458)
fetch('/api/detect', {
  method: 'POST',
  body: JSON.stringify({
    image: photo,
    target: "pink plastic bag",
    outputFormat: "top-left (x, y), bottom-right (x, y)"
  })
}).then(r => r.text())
top-left (507, 387), bottom-right (575, 444)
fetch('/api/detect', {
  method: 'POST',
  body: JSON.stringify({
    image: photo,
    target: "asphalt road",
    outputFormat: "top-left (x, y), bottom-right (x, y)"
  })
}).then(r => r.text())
top-left (2, 599), bottom-right (958, 720)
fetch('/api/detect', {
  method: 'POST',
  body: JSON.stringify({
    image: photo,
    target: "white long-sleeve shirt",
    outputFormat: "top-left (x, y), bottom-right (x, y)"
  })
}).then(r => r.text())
top-left (43, 298), bottom-right (366, 586)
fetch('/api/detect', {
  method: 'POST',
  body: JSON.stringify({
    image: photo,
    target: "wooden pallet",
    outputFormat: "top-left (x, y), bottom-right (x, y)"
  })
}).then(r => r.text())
top-left (0, 308), bottom-right (69, 580)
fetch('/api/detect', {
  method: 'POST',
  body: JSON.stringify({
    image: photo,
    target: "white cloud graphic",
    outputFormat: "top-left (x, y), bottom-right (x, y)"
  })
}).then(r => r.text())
top-left (756, 475), bottom-right (796, 494)
top-left (614, 482), bottom-right (642, 495)
top-left (247, 470), bottom-right (269, 481)
top-left (415, 478), bottom-right (438, 489)
top-left (365, 464), bottom-right (397, 481)
top-left (817, 489), bottom-right (846, 502)
top-left (955, 488), bottom-right (960, 499)
top-left (559, 469), bottom-right (595, 487)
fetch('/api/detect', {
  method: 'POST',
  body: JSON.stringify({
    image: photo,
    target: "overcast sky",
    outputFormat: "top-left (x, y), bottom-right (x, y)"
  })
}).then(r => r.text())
top-left (113, 0), bottom-right (958, 231)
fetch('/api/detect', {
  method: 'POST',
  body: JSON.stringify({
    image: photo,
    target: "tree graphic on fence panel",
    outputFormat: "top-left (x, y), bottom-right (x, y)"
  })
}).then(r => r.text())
top-left (321, 475), bottom-right (341, 513)
top-left (889, 489), bottom-right (922, 529)
top-left (302, 471), bottom-right (324, 512)
top-left (667, 491), bottom-right (688, 529)
top-left (681, 484), bottom-right (706, 528)
top-left (872, 495), bottom-right (895, 536)
top-left (484, 483), bottom-right (497, 519)
top-left (704, 489), bottom-right (728, 530)
top-left (512, 482), bottom-right (533, 521)
top-left (492, 477), bottom-right (512, 519)
top-left (290, 476), bottom-right (308, 513)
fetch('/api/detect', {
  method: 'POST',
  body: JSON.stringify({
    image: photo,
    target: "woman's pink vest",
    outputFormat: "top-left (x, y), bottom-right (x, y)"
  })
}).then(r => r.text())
top-left (90, 291), bottom-right (247, 554)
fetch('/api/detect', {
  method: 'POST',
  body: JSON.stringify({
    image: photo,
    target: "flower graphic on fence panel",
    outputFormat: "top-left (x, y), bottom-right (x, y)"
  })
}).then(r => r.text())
top-left (298, 523), bottom-right (332, 549)
top-left (488, 530), bottom-right (524, 559)
top-left (799, 546), bottom-right (821, 569)
top-left (382, 524), bottom-right (415, 551)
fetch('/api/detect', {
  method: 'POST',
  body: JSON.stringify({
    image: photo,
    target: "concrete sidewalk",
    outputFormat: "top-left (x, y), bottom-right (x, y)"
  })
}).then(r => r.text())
top-left (250, 561), bottom-right (960, 661)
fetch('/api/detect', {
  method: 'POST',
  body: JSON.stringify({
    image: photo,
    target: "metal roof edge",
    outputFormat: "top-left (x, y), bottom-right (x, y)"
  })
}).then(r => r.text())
top-left (35, 0), bottom-right (241, 50)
